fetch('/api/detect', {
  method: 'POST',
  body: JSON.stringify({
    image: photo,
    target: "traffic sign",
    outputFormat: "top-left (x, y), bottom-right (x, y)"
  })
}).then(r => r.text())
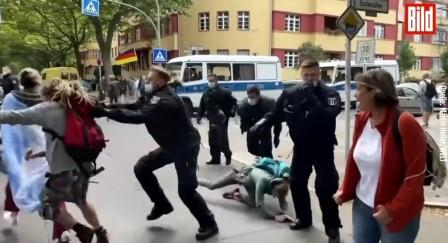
top-left (351, 0), bottom-right (389, 14)
top-left (337, 6), bottom-right (365, 41)
top-left (356, 39), bottom-right (375, 64)
top-left (82, 0), bottom-right (100, 17)
top-left (153, 48), bottom-right (168, 64)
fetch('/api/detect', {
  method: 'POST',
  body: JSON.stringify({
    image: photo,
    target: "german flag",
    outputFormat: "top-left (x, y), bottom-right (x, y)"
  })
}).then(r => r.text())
top-left (115, 49), bottom-right (138, 65)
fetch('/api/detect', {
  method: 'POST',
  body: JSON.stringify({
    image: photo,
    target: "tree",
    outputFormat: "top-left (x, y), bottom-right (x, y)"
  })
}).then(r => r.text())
top-left (397, 41), bottom-right (417, 78)
top-left (441, 47), bottom-right (448, 76)
top-left (1, 0), bottom-right (92, 77)
top-left (297, 42), bottom-right (328, 64)
top-left (72, 0), bottom-right (193, 82)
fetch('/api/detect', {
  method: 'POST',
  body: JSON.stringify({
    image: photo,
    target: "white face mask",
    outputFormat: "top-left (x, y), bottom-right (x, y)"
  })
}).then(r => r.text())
top-left (208, 82), bottom-right (216, 88)
top-left (144, 83), bottom-right (154, 93)
top-left (312, 81), bottom-right (319, 87)
top-left (248, 98), bottom-right (259, 106)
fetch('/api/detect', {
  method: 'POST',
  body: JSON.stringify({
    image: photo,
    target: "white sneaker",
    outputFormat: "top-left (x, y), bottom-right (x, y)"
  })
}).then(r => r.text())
top-left (3, 211), bottom-right (19, 227)
top-left (56, 231), bottom-right (71, 243)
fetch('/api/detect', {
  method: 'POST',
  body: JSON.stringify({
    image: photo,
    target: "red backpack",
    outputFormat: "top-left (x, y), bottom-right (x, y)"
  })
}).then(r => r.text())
top-left (43, 99), bottom-right (106, 176)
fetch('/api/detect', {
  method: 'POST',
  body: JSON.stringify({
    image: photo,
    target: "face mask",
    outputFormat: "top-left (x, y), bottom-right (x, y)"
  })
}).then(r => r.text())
top-left (248, 98), bottom-right (259, 106)
top-left (312, 81), bottom-right (319, 87)
top-left (208, 82), bottom-right (216, 88)
top-left (144, 83), bottom-right (154, 93)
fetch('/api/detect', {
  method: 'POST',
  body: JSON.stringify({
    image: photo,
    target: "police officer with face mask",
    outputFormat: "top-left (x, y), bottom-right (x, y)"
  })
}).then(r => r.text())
top-left (197, 74), bottom-right (237, 165)
top-left (250, 59), bottom-right (342, 243)
top-left (92, 66), bottom-right (219, 241)
top-left (238, 86), bottom-right (281, 158)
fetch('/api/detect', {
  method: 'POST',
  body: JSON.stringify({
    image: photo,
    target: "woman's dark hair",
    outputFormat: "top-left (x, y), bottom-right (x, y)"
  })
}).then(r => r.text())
top-left (355, 69), bottom-right (399, 108)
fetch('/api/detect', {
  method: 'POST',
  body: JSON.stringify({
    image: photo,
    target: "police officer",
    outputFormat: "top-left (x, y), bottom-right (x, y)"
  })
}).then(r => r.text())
top-left (238, 86), bottom-right (281, 158)
top-left (197, 74), bottom-right (237, 165)
top-left (92, 66), bottom-right (219, 241)
top-left (250, 59), bottom-right (342, 243)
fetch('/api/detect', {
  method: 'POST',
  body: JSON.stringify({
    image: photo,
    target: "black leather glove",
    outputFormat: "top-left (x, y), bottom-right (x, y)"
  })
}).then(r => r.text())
top-left (274, 136), bottom-right (280, 148)
top-left (249, 118), bottom-right (266, 134)
top-left (90, 106), bottom-right (108, 118)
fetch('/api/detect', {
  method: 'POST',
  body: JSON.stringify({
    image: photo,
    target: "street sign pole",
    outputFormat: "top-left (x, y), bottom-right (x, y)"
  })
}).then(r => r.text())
top-left (344, 34), bottom-right (351, 161)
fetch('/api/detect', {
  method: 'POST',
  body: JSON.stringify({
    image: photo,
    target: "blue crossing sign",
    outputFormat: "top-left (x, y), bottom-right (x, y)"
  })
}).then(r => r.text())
top-left (82, 0), bottom-right (100, 17)
top-left (153, 48), bottom-right (168, 64)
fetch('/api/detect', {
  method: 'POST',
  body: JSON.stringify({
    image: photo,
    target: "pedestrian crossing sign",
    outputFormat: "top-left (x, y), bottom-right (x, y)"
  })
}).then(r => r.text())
top-left (153, 48), bottom-right (168, 64)
top-left (82, 0), bottom-right (100, 17)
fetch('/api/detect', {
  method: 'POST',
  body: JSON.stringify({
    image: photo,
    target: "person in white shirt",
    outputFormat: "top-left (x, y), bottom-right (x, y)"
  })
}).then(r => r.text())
top-left (419, 73), bottom-right (436, 128)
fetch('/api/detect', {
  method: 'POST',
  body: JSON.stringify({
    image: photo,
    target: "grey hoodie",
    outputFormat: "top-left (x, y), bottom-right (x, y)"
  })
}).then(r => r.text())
top-left (0, 101), bottom-right (78, 173)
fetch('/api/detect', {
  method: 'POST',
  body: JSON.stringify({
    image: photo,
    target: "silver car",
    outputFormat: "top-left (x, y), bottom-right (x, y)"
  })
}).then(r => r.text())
top-left (395, 84), bottom-right (422, 116)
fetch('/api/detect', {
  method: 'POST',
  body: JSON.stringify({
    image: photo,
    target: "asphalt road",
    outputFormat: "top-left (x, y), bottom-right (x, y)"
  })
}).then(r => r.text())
top-left (0, 110), bottom-right (447, 243)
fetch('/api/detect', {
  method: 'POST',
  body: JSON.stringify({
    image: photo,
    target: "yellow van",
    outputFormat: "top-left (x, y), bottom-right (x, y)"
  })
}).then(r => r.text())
top-left (41, 67), bottom-right (79, 86)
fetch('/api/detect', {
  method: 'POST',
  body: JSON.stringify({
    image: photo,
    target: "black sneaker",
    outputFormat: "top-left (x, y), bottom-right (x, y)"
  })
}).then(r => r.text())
top-left (195, 225), bottom-right (219, 241)
top-left (95, 227), bottom-right (109, 243)
top-left (289, 220), bottom-right (312, 231)
top-left (74, 224), bottom-right (94, 243)
top-left (327, 229), bottom-right (340, 243)
top-left (146, 205), bottom-right (174, 220)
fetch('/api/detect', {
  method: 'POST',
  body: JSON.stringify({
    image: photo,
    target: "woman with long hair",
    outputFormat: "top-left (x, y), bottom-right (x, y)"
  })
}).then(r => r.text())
top-left (0, 77), bottom-right (108, 243)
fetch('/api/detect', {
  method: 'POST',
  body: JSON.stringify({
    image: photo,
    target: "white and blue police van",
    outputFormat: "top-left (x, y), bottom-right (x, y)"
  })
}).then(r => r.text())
top-left (166, 55), bottom-right (284, 114)
top-left (318, 60), bottom-right (400, 107)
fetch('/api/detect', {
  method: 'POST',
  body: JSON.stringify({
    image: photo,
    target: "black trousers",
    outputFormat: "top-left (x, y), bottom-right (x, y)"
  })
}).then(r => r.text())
top-left (246, 130), bottom-right (273, 158)
top-left (208, 120), bottom-right (232, 163)
top-left (290, 146), bottom-right (341, 234)
top-left (133, 145), bottom-right (215, 227)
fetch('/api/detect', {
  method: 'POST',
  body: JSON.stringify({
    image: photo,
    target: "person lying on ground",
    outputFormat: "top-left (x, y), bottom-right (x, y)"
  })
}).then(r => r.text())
top-left (198, 157), bottom-right (290, 220)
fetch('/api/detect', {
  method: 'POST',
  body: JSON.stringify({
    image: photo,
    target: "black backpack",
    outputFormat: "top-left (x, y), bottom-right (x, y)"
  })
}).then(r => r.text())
top-left (424, 80), bottom-right (437, 99)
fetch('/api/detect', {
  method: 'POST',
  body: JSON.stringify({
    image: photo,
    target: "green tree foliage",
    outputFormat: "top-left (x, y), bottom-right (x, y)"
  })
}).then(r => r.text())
top-left (71, 0), bottom-right (193, 83)
top-left (397, 41), bottom-right (417, 78)
top-left (0, 0), bottom-right (91, 76)
top-left (441, 47), bottom-right (448, 76)
top-left (297, 42), bottom-right (328, 64)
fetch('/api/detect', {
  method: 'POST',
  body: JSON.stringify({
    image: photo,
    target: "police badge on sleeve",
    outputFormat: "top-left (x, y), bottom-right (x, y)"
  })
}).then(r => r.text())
top-left (328, 97), bottom-right (337, 106)
top-left (150, 96), bottom-right (160, 104)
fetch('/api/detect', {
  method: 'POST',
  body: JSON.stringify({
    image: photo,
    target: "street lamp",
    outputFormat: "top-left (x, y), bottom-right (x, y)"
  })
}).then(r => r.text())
top-left (104, 0), bottom-right (162, 48)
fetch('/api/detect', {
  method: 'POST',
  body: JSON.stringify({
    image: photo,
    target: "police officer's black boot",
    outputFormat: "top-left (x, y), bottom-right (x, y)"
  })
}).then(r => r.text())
top-left (289, 220), bottom-right (312, 230)
top-left (146, 204), bottom-right (174, 220)
top-left (195, 214), bottom-right (219, 241)
top-left (225, 152), bottom-right (232, 166)
top-left (327, 229), bottom-right (340, 243)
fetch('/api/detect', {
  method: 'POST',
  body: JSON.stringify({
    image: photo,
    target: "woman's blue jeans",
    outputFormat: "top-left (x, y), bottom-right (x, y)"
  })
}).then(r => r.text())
top-left (352, 197), bottom-right (420, 243)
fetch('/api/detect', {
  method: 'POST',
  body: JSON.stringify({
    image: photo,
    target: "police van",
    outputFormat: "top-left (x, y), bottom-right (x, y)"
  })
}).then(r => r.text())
top-left (166, 55), bottom-right (283, 114)
top-left (319, 60), bottom-right (400, 107)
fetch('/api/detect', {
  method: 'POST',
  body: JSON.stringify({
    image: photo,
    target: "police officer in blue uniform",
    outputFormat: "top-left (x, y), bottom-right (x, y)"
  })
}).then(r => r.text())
top-left (250, 59), bottom-right (342, 243)
top-left (92, 66), bottom-right (218, 241)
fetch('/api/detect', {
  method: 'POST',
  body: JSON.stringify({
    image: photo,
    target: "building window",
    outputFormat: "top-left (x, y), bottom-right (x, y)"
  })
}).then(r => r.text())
top-left (413, 34), bottom-right (422, 43)
top-left (433, 31), bottom-right (446, 44)
top-left (433, 58), bottom-right (442, 71)
top-left (237, 49), bottom-right (250, 55)
top-left (119, 35), bottom-right (126, 45)
top-left (217, 11), bottom-right (229, 31)
top-left (285, 14), bottom-right (300, 32)
top-left (217, 49), bottom-right (229, 55)
top-left (199, 12), bottom-right (210, 31)
top-left (284, 51), bottom-right (298, 68)
top-left (413, 58), bottom-right (422, 70)
top-left (358, 24), bottom-right (367, 37)
top-left (127, 31), bottom-right (133, 43)
top-left (238, 11), bottom-right (250, 30)
top-left (374, 24), bottom-right (385, 39)
top-left (136, 27), bottom-right (141, 41)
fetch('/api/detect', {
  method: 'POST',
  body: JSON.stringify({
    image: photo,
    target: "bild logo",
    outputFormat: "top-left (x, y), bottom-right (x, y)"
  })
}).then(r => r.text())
top-left (405, 3), bottom-right (436, 35)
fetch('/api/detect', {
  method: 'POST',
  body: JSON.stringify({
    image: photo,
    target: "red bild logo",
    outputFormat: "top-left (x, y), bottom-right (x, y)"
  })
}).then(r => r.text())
top-left (405, 3), bottom-right (436, 35)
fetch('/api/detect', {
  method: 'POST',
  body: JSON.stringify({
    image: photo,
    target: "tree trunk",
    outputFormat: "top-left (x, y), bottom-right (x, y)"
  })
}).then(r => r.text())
top-left (73, 46), bottom-right (84, 79)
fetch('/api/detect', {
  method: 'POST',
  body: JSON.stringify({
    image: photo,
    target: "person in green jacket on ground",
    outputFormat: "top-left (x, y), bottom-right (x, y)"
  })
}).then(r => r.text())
top-left (198, 157), bottom-right (291, 221)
